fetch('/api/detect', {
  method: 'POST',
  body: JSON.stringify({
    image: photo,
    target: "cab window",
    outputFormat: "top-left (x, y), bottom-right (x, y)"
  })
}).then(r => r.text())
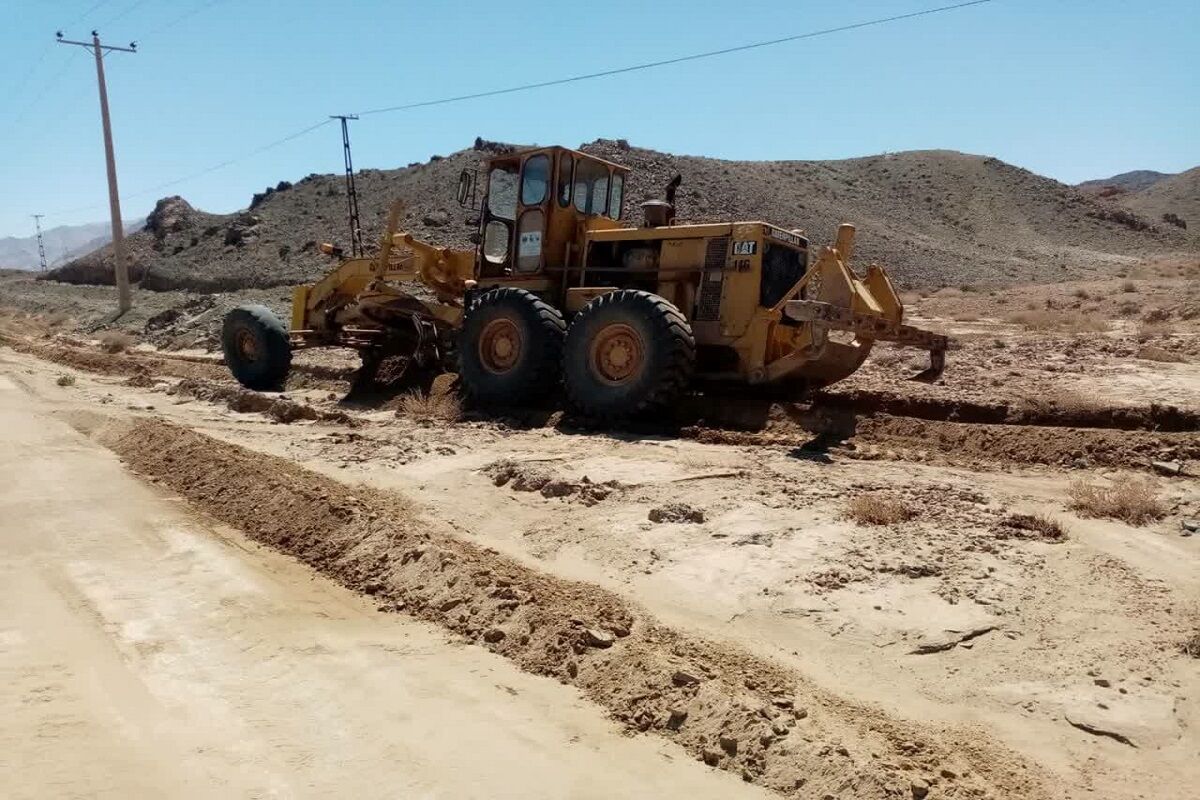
top-left (573, 159), bottom-right (609, 216)
top-left (609, 173), bottom-right (624, 220)
top-left (520, 154), bottom-right (549, 206)
top-left (487, 166), bottom-right (517, 220)
top-left (557, 152), bottom-right (573, 207)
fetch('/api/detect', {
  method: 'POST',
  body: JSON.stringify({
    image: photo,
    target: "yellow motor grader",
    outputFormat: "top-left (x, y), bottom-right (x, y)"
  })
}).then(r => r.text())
top-left (222, 145), bottom-right (947, 417)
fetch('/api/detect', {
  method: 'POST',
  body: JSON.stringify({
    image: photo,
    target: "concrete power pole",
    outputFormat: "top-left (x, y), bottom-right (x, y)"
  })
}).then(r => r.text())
top-left (31, 215), bottom-right (48, 271)
top-left (57, 31), bottom-right (137, 315)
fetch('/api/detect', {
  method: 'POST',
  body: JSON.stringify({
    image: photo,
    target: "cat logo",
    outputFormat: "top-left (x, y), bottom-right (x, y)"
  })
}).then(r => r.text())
top-left (732, 240), bottom-right (757, 256)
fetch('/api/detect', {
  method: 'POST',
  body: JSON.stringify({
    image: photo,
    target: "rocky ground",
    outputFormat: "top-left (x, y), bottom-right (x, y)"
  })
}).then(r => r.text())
top-left (1, 253), bottom-right (1197, 798)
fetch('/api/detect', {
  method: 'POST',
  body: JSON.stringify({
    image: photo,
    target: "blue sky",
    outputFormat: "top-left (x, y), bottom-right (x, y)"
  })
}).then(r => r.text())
top-left (0, 0), bottom-right (1196, 238)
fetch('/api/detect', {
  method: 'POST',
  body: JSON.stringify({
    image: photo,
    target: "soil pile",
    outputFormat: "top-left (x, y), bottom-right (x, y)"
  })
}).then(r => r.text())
top-left (103, 417), bottom-right (1056, 799)
top-left (46, 140), bottom-right (1194, 293)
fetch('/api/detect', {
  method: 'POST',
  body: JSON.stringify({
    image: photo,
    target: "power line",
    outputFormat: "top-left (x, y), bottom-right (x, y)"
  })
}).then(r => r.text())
top-left (355, 0), bottom-right (994, 116)
top-left (40, 0), bottom-right (995, 219)
top-left (102, 0), bottom-right (155, 28)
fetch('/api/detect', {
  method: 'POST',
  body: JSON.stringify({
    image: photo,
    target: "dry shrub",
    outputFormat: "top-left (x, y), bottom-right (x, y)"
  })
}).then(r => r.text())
top-left (98, 331), bottom-right (136, 353)
top-left (1121, 280), bottom-right (1138, 293)
top-left (1005, 309), bottom-right (1108, 333)
top-left (1136, 345), bottom-right (1186, 363)
top-left (1068, 479), bottom-right (1167, 526)
top-left (1184, 630), bottom-right (1200, 659)
top-left (1116, 300), bottom-right (1141, 317)
top-left (997, 513), bottom-right (1067, 542)
top-left (1142, 307), bottom-right (1172, 323)
top-left (1136, 321), bottom-right (1173, 341)
top-left (1073, 288), bottom-right (1091, 300)
top-left (396, 389), bottom-right (461, 422)
top-left (845, 493), bottom-right (916, 526)
top-left (55, 374), bottom-right (75, 387)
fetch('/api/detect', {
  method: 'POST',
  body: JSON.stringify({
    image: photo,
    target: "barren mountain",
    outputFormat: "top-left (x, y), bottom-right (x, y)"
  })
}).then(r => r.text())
top-left (1118, 167), bottom-right (1199, 233)
top-left (46, 139), bottom-right (1193, 292)
top-left (1076, 169), bottom-right (1173, 194)
top-left (0, 218), bottom-right (142, 270)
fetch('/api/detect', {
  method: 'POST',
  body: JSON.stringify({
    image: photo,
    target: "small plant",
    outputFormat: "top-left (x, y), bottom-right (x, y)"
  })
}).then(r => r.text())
top-left (996, 513), bottom-right (1067, 541)
top-left (845, 493), bottom-right (916, 526)
top-left (56, 374), bottom-right (75, 387)
top-left (396, 390), bottom-right (461, 422)
top-left (1005, 310), bottom-right (1108, 333)
top-left (1184, 630), bottom-right (1200, 658)
top-left (98, 330), bottom-right (136, 353)
top-left (1143, 307), bottom-right (1172, 323)
top-left (1073, 288), bottom-right (1091, 300)
top-left (1121, 280), bottom-right (1138, 293)
top-left (1136, 346), bottom-right (1185, 363)
top-left (1068, 479), bottom-right (1167, 526)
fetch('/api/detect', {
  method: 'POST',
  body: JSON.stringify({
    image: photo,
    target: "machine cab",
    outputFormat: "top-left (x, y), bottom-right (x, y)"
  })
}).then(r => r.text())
top-left (465, 146), bottom-right (630, 279)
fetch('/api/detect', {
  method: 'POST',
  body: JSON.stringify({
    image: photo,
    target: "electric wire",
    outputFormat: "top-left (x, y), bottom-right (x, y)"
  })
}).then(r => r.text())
top-left (37, 0), bottom-right (995, 218)
top-left (355, 0), bottom-right (994, 116)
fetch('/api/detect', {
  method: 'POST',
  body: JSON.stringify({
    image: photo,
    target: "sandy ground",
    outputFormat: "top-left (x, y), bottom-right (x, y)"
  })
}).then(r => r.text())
top-left (1, 266), bottom-right (1198, 798)
top-left (0, 370), bottom-right (766, 800)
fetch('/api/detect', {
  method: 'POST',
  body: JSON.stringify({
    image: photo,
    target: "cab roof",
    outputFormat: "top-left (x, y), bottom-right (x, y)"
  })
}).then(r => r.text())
top-left (485, 145), bottom-right (630, 173)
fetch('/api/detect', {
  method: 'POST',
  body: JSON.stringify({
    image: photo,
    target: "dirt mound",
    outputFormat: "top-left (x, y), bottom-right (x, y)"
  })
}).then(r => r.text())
top-left (45, 141), bottom-right (1194, 295)
top-left (485, 458), bottom-right (618, 505)
top-left (102, 417), bottom-right (1055, 799)
top-left (167, 377), bottom-right (350, 424)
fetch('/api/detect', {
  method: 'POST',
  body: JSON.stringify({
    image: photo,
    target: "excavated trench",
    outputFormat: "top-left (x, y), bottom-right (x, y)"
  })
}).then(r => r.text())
top-left (6, 330), bottom-right (1194, 472)
top-left (93, 416), bottom-right (1055, 800)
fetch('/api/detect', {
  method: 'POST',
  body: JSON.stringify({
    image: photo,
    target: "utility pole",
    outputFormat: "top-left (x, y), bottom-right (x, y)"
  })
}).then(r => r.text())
top-left (31, 215), bottom-right (48, 271)
top-left (330, 114), bottom-right (364, 257)
top-left (57, 30), bottom-right (137, 315)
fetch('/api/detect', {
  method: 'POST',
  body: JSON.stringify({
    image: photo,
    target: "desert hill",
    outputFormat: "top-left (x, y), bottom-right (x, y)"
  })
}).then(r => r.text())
top-left (1118, 167), bottom-right (1199, 233)
top-left (1077, 169), bottom-right (1172, 194)
top-left (46, 140), bottom-right (1193, 292)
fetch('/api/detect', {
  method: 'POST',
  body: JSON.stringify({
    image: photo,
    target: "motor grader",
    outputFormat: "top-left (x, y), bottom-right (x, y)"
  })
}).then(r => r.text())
top-left (222, 144), bottom-right (947, 417)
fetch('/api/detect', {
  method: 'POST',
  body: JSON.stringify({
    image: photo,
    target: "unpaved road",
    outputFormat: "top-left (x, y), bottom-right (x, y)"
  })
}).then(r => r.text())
top-left (0, 372), bottom-right (765, 799)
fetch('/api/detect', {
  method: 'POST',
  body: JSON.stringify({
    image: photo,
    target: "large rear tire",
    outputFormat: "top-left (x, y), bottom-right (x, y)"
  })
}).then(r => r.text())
top-left (221, 305), bottom-right (292, 390)
top-left (563, 290), bottom-right (695, 419)
top-left (459, 287), bottom-right (565, 406)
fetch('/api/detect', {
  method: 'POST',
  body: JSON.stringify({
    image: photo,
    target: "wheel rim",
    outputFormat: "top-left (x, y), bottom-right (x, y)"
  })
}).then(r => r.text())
top-left (478, 317), bottom-right (522, 374)
top-left (589, 323), bottom-right (644, 385)
top-left (235, 328), bottom-right (260, 362)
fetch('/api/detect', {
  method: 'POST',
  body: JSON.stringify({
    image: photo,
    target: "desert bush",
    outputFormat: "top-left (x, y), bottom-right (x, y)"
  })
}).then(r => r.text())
top-left (396, 390), bottom-right (461, 422)
top-left (1143, 307), bottom-right (1172, 323)
top-left (1005, 309), bottom-right (1108, 333)
top-left (1136, 346), bottom-right (1186, 363)
top-left (1121, 280), bottom-right (1138, 293)
top-left (997, 513), bottom-right (1066, 541)
top-left (1136, 321), bottom-right (1172, 341)
top-left (1116, 300), bottom-right (1140, 317)
top-left (56, 374), bottom-right (75, 387)
top-left (1184, 630), bottom-right (1200, 658)
top-left (1068, 479), bottom-right (1167, 525)
top-left (1073, 288), bottom-right (1091, 300)
top-left (98, 331), bottom-right (136, 353)
top-left (845, 493), bottom-right (916, 526)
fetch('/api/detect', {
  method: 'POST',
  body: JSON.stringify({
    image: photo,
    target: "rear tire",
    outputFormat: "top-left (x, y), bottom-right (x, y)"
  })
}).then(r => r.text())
top-left (221, 305), bottom-right (292, 390)
top-left (459, 287), bottom-right (565, 406)
top-left (563, 290), bottom-right (695, 419)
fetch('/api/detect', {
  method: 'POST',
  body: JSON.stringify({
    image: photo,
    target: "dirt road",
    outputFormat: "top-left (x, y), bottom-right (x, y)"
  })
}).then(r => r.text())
top-left (0, 372), bottom-right (765, 799)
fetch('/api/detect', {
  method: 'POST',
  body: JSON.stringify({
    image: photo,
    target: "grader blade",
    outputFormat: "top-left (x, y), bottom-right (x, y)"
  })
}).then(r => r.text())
top-left (784, 299), bottom-right (950, 382)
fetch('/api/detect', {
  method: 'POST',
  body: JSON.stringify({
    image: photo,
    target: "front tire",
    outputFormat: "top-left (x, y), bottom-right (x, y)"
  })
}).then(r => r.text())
top-left (221, 305), bottom-right (292, 390)
top-left (459, 287), bottom-right (565, 406)
top-left (563, 290), bottom-right (695, 419)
